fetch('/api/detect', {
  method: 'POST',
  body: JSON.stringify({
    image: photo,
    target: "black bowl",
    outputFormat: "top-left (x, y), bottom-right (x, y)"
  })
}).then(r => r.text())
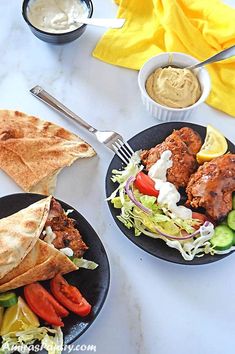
top-left (22, 0), bottom-right (93, 44)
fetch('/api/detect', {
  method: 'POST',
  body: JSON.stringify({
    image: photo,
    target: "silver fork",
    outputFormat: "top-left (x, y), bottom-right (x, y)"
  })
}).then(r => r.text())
top-left (30, 86), bottom-right (134, 165)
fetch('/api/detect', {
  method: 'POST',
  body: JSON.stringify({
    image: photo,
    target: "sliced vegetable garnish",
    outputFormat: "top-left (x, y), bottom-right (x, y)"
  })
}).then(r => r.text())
top-left (73, 257), bottom-right (98, 270)
top-left (109, 153), bottom-right (222, 261)
top-left (124, 176), bottom-right (201, 240)
top-left (134, 172), bottom-right (159, 197)
top-left (154, 225), bottom-right (200, 240)
top-left (196, 124), bottom-right (228, 164)
top-left (0, 297), bottom-right (39, 336)
top-left (227, 210), bottom-right (235, 231)
top-left (191, 212), bottom-right (215, 230)
top-left (0, 292), bottom-right (18, 308)
top-left (210, 225), bottom-right (234, 251)
top-left (192, 212), bottom-right (208, 225)
top-left (24, 283), bottom-right (68, 327)
top-left (125, 176), bottom-right (151, 214)
top-left (0, 326), bottom-right (63, 354)
top-left (233, 231), bottom-right (235, 246)
top-left (50, 274), bottom-right (91, 317)
top-left (233, 194), bottom-right (235, 210)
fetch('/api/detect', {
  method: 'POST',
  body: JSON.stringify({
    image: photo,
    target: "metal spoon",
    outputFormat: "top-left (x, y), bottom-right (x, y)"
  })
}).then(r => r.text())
top-left (187, 45), bottom-right (235, 70)
top-left (72, 18), bottom-right (125, 29)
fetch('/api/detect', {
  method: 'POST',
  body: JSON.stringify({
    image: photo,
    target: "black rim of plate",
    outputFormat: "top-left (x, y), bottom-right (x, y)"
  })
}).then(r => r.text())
top-left (105, 121), bottom-right (235, 266)
top-left (0, 193), bottom-right (110, 347)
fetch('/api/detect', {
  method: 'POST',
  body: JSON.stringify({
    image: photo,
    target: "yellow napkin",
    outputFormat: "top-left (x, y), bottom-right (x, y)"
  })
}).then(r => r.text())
top-left (93, 0), bottom-right (235, 117)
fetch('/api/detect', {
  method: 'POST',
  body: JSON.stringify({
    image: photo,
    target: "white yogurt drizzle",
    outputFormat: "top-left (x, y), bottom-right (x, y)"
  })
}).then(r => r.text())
top-left (148, 150), bottom-right (192, 219)
top-left (60, 247), bottom-right (74, 257)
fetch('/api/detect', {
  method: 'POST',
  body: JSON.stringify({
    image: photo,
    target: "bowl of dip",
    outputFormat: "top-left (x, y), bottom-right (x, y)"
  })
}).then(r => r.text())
top-left (22, 0), bottom-right (93, 44)
top-left (138, 52), bottom-right (211, 121)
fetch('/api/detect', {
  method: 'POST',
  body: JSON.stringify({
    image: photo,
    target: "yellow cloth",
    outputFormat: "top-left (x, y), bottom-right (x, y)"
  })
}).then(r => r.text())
top-left (93, 0), bottom-right (235, 117)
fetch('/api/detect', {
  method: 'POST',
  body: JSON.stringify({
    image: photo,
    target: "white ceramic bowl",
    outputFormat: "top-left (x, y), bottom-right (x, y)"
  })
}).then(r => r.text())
top-left (138, 52), bottom-right (211, 122)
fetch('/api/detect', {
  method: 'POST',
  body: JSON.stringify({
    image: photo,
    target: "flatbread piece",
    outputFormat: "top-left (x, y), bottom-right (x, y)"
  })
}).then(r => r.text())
top-left (0, 110), bottom-right (96, 194)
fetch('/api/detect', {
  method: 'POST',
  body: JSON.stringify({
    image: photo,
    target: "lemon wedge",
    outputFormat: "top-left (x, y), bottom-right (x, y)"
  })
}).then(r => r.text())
top-left (196, 125), bottom-right (228, 164)
top-left (0, 297), bottom-right (39, 335)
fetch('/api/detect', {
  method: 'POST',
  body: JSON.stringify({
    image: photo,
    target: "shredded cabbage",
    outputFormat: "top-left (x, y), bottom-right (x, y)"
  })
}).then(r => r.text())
top-left (107, 151), bottom-right (143, 203)
top-left (73, 257), bottom-right (98, 270)
top-left (165, 223), bottom-right (215, 261)
top-left (108, 155), bottom-right (227, 261)
top-left (0, 326), bottom-right (63, 354)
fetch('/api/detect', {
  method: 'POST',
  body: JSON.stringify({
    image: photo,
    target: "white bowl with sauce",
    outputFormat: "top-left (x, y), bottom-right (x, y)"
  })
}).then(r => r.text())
top-left (22, 0), bottom-right (93, 44)
top-left (138, 52), bottom-right (211, 121)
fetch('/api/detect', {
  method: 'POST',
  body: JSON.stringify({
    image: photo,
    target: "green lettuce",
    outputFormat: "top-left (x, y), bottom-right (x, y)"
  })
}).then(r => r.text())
top-left (73, 257), bottom-right (98, 270)
top-left (109, 156), bottom-right (217, 260)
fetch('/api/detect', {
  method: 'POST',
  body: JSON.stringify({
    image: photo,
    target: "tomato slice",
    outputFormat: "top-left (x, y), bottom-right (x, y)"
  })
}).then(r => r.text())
top-left (192, 212), bottom-right (208, 223)
top-left (24, 283), bottom-right (69, 327)
top-left (192, 212), bottom-right (209, 229)
top-left (50, 274), bottom-right (91, 317)
top-left (134, 172), bottom-right (159, 197)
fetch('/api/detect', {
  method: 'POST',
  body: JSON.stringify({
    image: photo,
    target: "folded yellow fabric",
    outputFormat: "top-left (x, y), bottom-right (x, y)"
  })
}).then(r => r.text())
top-left (93, 0), bottom-right (235, 117)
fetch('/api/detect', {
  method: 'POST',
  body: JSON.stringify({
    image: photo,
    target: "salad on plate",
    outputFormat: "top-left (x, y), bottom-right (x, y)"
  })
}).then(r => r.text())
top-left (108, 125), bottom-right (235, 261)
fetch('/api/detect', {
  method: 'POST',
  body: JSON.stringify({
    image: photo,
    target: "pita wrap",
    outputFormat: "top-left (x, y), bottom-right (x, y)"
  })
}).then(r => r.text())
top-left (0, 196), bottom-right (77, 292)
top-left (0, 110), bottom-right (96, 194)
top-left (0, 240), bottom-right (77, 292)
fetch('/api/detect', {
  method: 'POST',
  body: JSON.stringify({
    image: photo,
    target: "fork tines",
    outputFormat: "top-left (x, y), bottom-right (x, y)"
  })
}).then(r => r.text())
top-left (112, 139), bottom-right (135, 165)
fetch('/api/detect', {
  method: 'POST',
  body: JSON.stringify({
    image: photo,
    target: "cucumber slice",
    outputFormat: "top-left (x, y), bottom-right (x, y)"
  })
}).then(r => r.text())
top-left (0, 292), bottom-right (18, 308)
top-left (233, 231), bottom-right (235, 246)
top-left (232, 194), bottom-right (235, 210)
top-left (227, 210), bottom-right (235, 231)
top-left (210, 225), bottom-right (234, 251)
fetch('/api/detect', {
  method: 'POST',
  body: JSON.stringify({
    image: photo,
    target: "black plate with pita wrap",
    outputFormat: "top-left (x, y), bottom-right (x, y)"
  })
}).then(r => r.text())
top-left (0, 193), bottom-right (110, 346)
top-left (106, 122), bottom-right (235, 265)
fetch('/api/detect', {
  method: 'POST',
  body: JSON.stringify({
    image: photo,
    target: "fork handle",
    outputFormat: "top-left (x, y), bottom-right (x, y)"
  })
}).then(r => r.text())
top-left (30, 86), bottom-right (97, 133)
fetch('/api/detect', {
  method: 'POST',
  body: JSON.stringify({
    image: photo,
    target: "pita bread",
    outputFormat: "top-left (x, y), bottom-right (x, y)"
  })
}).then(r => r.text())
top-left (0, 110), bottom-right (96, 194)
top-left (0, 240), bottom-right (77, 292)
top-left (0, 196), bottom-right (77, 292)
top-left (0, 196), bottom-right (52, 280)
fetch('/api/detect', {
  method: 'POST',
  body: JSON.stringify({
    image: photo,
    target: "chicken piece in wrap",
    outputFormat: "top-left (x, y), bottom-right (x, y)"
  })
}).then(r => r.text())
top-left (0, 196), bottom-right (88, 292)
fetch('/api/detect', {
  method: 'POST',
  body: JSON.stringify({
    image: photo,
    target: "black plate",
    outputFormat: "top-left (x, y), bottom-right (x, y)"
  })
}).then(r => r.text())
top-left (0, 193), bottom-right (110, 346)
top-left (106, 122), bottom-right (235, 265)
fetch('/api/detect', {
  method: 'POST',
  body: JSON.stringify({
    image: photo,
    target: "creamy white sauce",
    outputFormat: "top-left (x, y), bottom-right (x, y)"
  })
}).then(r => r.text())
top-left (44, 226), bottom-right (56, 244)
top-left (27, 0), bottom-right (89, 34)
top-left (60, 247), bottom-right (74, 257)
top-left (148, 150), bottom-right (192, 219)
top-left (65, 208), bottom-right (74, 216)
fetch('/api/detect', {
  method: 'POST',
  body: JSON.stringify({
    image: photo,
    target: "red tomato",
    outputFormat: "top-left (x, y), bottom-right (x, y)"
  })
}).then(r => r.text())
top-left (192, 212), bottom-right (209, 229)
top-left (192, 212), bottom-right (208, 223)
top-left (134, 172), bottom-right (159, 197)
top-left (50, 274), bottom-right (91, 317)
top-left (24, 283), bottom-right (69, 327)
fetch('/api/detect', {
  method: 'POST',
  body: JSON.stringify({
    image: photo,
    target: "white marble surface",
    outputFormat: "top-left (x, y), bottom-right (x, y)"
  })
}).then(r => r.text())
top-left (0, 1), bottom-right (235, 353)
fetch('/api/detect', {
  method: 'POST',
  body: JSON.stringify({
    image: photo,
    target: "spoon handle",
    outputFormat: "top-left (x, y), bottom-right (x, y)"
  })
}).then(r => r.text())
top-left (74, 18), bottom-right (125, 28)
top-left (188, 45), bottom-right (235, 70)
